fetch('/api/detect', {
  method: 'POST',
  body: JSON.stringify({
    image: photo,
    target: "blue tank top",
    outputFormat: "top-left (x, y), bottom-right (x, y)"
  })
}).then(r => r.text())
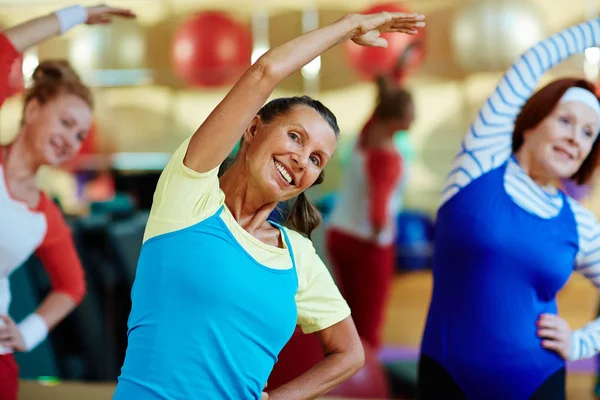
top-left (421, 162), bottom-right (579, 399)
top-left (113, 206), bottom-right (298, 400)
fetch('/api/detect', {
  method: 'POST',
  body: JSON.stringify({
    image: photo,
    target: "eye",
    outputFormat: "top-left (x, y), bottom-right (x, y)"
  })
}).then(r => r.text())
top-left (76, 131), bottom-right (87, 142)
top-left (559, 116), bottom-right (570, 125)
top-left (582, 127), bottom-right (595, 138)
top-left (61, 119), bottom-right (72, 128)
top-left (310, 155), bottom-right (321, 166)
top-left (288, 132), bottom-right (299, 142)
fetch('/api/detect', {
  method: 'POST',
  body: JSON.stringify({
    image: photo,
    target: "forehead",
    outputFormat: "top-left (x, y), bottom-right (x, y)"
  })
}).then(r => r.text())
top-left (47, 94), bottom-right (92, 125)
top-left (556, 101), bottom-right (600, 126)
top-left (280, 106), bottom-right (337, 153)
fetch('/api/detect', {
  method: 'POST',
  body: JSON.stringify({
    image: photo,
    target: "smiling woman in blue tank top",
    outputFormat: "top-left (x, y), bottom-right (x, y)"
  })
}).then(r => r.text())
top-left (419, 19), bottom-right (600, 400)
top-left (112, 10), bottom-right (425, 400)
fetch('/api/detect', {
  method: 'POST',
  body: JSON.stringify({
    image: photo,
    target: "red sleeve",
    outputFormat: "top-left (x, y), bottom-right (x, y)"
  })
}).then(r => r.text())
top-left (0, 34), bottom-right (21, 107)
top-left (35, 195), bottom-right (86, 304)
top-left (365, 149), bottom-right (403, 230)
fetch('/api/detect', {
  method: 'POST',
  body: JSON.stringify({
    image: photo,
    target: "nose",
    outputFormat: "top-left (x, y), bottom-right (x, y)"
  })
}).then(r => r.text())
top-left (62, 130), bottom-right (80, 151)
top-left (290, 152), bottom-right (307, 171)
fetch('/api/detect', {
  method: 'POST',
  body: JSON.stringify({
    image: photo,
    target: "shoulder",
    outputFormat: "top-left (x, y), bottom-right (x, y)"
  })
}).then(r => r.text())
top-left (37, 194), bottom-right (71, 247)
top-left (282, 228), bottom-right (319, 281)
top-left (283, 227), bottom-right (316, 259)
top-left (566, 196), bottom-right (600, 246)
top-left (567, 196), bottom-right (598, 228)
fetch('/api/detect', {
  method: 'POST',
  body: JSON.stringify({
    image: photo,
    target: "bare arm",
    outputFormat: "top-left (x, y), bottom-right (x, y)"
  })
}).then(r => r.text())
top-left (36, 292), bottom-right (77, 330)
top-left (3, 4), bottom-right (135, 53)
top-left (266, 317), bottom-right (364, 400)
top-left (184, 12), bottom-right (425, 173)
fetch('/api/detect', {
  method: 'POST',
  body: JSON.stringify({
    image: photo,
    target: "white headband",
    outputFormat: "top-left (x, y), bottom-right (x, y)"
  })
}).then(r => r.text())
top-left (559, 87), bottom-right (600, 120)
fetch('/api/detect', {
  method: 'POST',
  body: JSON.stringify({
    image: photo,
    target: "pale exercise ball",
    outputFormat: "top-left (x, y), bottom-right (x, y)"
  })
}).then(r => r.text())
top-left (452, 0), bottom-right (545, 72)
top-left (69, 18), bottom-right (146, 71)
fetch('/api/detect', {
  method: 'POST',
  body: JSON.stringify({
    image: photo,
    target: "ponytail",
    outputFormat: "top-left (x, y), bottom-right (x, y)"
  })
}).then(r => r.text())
top-left (285, 193), bottom-right (322, 239)
top-left (285, 171), bottom-right (325, 238)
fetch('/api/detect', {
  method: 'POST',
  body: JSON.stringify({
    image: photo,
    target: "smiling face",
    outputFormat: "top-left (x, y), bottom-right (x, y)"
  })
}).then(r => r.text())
top-left (22, 93), bottom-right (93, 166)
top-left (520, 101), bottom-right (600, 181)
top-left (242, 105), bottom-right (338, 202)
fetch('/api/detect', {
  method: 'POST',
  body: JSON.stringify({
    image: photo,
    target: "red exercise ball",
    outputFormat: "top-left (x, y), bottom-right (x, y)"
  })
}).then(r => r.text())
top-left (345, 3), bottom-right (425, 82)
top-left (171, 11), bottom-right (252, 87)
top-left (267, 326), bottom-right (325, 391)
top-left (328, 339), bottom-right (390, 399)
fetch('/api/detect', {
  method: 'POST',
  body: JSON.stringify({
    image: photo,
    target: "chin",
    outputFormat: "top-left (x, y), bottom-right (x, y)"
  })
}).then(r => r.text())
top-left (43, 154), bottom-right (65, 167)
top-left (547, 165), bottom-right (578, 181)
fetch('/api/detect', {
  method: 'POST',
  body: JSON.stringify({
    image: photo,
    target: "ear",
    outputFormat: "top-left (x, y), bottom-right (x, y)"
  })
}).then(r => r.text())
top-left (243, 115), bottom-right (262, 144)
top-left (22, 98), bottom-right (41, 126)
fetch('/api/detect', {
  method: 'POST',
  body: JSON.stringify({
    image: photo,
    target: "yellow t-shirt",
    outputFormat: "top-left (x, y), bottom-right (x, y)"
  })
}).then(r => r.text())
top-left (143, 136), bottom-right (350, 333)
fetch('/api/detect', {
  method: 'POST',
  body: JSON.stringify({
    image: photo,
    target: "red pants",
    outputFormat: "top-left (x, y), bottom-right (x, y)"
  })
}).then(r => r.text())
top-left (0, 354), bottom-right (18, 400)
top-left (326, 229), bottom-right (395, 350)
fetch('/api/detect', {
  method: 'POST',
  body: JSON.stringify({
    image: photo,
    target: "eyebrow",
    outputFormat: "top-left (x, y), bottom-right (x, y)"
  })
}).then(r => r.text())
top-left (289, 123), bottom-right (333, 160)
top-left (290, 123), bottom-right (308, 134)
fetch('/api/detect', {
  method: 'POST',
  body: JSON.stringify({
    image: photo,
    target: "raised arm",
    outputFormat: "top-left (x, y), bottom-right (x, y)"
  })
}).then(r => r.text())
top-left (441, 19), bottom-right (600, 205)
top-left (184, 12), bottom-right (425, 173)
top-left (3, 4), bottom-right (135, 53)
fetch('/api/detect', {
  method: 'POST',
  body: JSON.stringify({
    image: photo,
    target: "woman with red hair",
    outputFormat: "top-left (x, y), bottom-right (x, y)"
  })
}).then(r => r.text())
top-left (419, 19), bottom-right (600, 399)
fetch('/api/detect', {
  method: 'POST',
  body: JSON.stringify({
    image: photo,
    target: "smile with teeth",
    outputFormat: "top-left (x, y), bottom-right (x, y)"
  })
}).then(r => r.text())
top-left (274, 160), bottom-right (294, 185)
top-left (50, 139), bottom-right (66, 156)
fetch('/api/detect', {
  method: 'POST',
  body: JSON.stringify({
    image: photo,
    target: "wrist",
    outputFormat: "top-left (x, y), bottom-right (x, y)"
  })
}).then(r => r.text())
top-left (18, 313), bottom-right (48, 351)
top-left (54, 5), bottom-right (88, 33)
top-left (338, 13), bottom-right (361, 42)
top-left (567, 330), bottom-right (581, 361)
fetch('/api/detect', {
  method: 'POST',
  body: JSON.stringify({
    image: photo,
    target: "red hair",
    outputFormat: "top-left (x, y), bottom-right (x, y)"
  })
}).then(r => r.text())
top-left (513, 78), bottom-right (600, 185)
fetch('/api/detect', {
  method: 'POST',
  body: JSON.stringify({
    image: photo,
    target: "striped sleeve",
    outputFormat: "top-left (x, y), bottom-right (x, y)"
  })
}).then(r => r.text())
top-left (568, 198), bottom-right (600, 360)
top-left (441, 19), bottom-right (600, 206)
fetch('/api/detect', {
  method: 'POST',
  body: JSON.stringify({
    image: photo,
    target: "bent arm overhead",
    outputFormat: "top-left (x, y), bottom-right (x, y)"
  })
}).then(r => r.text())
top-left (183, 12), bottom-right (425, 173)
top-left (441, 19), bottom-right (600, 206)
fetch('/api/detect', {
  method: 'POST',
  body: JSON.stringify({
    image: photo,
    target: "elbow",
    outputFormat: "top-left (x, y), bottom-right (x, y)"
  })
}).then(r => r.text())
top-left (72, 280), bottom-right (87, 305)
top-left (345, 341), bottom-right (365, 377)
top-left (56, 277), bottom-right (87, 306)
top-left (352, 344), bottom-right (366, 374)
top-left (251, 56), bottom-right (283, 86)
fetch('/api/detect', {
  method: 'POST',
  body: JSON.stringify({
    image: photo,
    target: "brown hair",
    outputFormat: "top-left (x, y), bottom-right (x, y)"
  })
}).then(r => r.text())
top-left (513, 78), bottom-right (600, 185)
top-left (22, 60), bottom-right (93, 117)
top-left (373, 74), bottom-right (412, 121)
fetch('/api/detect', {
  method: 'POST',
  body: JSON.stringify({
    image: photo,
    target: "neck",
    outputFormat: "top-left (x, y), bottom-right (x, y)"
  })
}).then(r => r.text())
top-left (2, 131), bottom-right (40, 183)
top-left (513, 150), bottom-right (555, 188)
top-left (219, 159), bottom-right (278, 233)
top-left (360, 119), bottom-right (395, 149)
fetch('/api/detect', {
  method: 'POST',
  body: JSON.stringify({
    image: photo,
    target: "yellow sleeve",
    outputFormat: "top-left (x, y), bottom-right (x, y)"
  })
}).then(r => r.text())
top-left (143, 136), bottom-right (225, 242)
top-left (287, 230), bottom-right (351, 333)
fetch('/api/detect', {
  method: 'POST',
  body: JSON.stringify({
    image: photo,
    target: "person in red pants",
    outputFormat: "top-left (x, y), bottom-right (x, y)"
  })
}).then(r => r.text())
top-left (326, 75), bottom-right (415, 350)
top-left (0, 5), bottom-right (134, 399)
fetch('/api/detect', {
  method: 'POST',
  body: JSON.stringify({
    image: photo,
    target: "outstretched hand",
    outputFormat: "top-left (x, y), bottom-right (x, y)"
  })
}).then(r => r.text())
top-left (85, 4), bottom-right (136, 25)
top-left (351, 12), bottom-right (425, 48)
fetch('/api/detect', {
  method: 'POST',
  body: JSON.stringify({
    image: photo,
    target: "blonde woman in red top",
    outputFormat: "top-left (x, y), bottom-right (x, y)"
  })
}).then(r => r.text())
top-left (0, 4), bottom-right (134, 398)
